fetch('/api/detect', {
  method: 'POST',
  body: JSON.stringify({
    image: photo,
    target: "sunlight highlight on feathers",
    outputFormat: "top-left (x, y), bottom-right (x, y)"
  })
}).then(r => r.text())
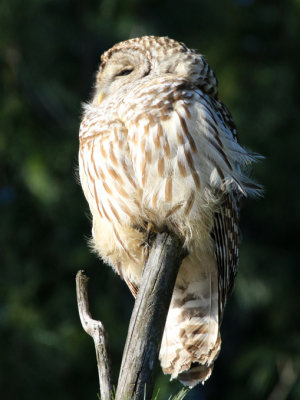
top-left (79, 35), bottom-right (262, 388)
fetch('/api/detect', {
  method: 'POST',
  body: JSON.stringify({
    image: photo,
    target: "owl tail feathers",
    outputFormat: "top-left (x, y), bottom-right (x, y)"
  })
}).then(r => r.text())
top-left (161, 333), bottom-right (221, 388)
top-left (177, 334), bottom-right (221, 387)
top-left (159, 257), bottom-right (221, 388)
top-left (177, 364), bottom-right (213, 388)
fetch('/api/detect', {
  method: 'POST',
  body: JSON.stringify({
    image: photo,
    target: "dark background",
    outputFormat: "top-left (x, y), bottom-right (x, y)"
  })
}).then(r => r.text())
top-left (1, 0), bottom-right (299, 399)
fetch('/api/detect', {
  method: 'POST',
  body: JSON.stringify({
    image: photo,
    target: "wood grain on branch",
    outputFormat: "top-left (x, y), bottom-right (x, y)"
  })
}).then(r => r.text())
top-left (115, 232), bottom-right (186, 400)
top-left (76, 231), bottom-right (186, 400)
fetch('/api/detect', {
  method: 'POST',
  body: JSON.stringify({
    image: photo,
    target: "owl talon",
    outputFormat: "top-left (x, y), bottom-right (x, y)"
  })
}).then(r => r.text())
top-left (141, 222), bottom-right (158, 265)
top-left (145, 222), bottom-right (157, 246)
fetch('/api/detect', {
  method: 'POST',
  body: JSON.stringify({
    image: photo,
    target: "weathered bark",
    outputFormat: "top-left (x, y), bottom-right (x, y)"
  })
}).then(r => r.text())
top-left (76, 231), bottom-right (186, 400)
top-left (115, 232), bottom-right (186, 400)
top-left (76, 270), bottom-right (114, 400)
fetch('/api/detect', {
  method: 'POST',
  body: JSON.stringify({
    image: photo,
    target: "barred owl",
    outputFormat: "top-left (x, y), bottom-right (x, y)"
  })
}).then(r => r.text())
top-left (79, 36), bottom-right (261, 388)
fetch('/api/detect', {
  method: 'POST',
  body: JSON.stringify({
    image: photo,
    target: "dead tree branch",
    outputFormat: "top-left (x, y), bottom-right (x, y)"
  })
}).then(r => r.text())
top-left (115, 232), bottom-right (186, 400)
top-left (76, 270), bottom-right (114, 400)
top-left (76, 231), bottom-right (186, 400)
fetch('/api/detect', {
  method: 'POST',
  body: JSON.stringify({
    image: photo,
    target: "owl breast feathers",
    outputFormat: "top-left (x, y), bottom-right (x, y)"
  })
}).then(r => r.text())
top-left (79, 36), bottom-right (262, 388)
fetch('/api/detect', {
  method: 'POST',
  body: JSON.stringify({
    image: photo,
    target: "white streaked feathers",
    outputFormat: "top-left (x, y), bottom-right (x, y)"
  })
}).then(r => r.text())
top-left (79, 36), bottom-right (262, 388)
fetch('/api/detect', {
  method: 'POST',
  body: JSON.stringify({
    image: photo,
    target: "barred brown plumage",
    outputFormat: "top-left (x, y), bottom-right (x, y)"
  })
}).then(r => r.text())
top-left (79, 36), bottom-right (262, 387)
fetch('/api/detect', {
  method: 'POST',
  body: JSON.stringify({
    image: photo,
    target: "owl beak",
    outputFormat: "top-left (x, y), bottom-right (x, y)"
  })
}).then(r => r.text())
top-left (97, 92), bottom-right (104, 105)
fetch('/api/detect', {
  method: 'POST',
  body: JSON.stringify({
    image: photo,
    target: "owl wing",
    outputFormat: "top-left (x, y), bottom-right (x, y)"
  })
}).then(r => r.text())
top-left (211, 190), bottom-right (241, 321)
top-left (209, 99), bottom-right (242, 320)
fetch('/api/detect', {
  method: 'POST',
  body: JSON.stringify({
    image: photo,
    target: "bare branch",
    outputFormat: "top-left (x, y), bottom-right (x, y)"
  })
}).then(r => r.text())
top-left (76, 270), bottom-right (114, 400)
top-left (116, 232), bottom-right (186, 400)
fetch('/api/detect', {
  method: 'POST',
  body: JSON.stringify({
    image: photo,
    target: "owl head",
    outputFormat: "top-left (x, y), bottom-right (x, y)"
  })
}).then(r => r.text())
top-left (92, 36), bottom-right (218, 105)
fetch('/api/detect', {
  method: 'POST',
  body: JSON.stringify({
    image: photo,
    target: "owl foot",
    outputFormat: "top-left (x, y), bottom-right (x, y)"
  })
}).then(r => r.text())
top-left (139, 221), bottom-right (158, 265)
top-left (146, 222), bottom-right (158, 246)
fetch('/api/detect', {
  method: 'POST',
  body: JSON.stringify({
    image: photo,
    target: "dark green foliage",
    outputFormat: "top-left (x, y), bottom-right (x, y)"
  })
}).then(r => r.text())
top-left (0, 1), bottom-right (299, 399)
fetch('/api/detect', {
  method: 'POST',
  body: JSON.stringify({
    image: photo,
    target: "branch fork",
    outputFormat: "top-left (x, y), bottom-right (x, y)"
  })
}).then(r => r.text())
top-left (76, 232), bottom-right (186, 400)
